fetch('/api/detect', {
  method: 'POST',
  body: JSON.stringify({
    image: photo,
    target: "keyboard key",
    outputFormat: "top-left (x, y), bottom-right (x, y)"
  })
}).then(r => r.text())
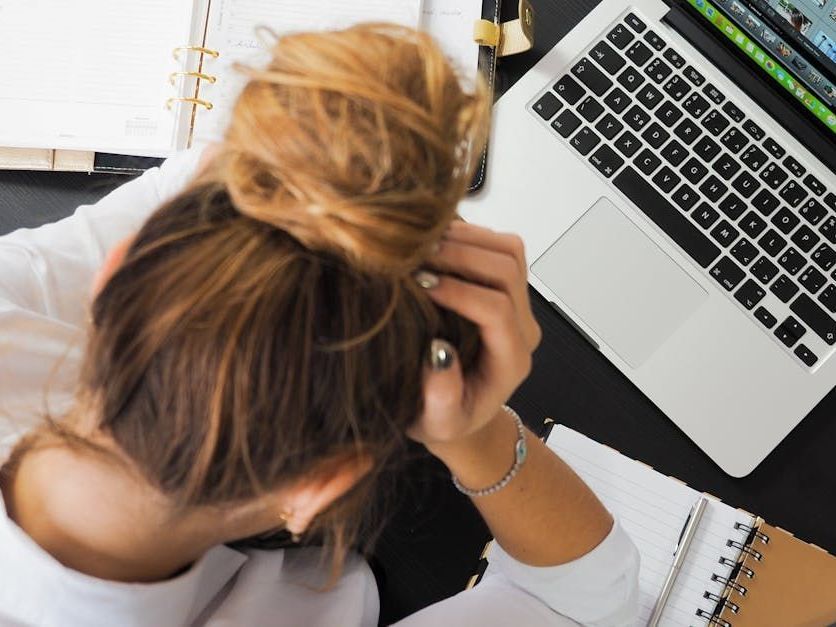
top-left (613, 167), bottom-right (721, 267)
top-left (710, 220), bottom-right (739, 247)
top-left (675, 65), bottom-right (702, 89)
top-left (588, 144), bottom-right (624, 177)
top-left (720, 128), bottom-right (749, 154)
top-left (681, 157), bottom-right (708, 184)
top-left (654, 101), bottom-right (683, 127)
top-left (570, 126), bottom-right (601, 155)
top-left (777, 246), bottom-right (805, 275)
top-left (718, 193), bottom-right (746, 220)
top-left (652, 166), bottom-right (681, 192)
top-left (754, 305), bottom-right (777, 328)
top-left (759, 229), bottom-right (787, 257)
top-left (790, 225), bottom-right (820, 253)
top-left (774, 316), bottom-right (805, 347)
top-left (799, 198), bottom-right (827, 225)
top-left (624, 105), bottom-right (651, 130)
top-left (820, 215), bottom-right (836, 244)
top-left (578, 96), bottom-right (605, 122)
top-left (790, 293), bottom-right (836, 344)
top-left (771, 207), bottom-right (800, 235)
top-left (751, 257), bottom-right (779, 284)
top-left (643, 30), bottom-right (665, 51)
top-left (595, 113), bottom-right (624, 139)
top-left (603, 87), bottom-right (632, 114)
top-left (663, 75), bottom-right (691, 100)
top-left (711, 154), bottom-right (741, 181)
top-left (742, 119), bottom-right (765, 140)
top-left (731, 171), bottom-right (759, 198)
top-left (693, 136), bottom-right (721, 162)
top-left (803, 174), bottom-right (825, 197)
top-left (730, 237), bottom-right (758, 265)
top-left (702, 110), bottom-right (730, 136)
top-left (752, 189), bottom-right (780, 216)
top-left (710, 256), bottom-right (745, 290)
top-left (763, 137), bottom-right (786, 159)
top-left (799, 266), bottom-right (826, 294)
top-left (741, 145), bottom-right (768, 172)
top-left (607, 24), bottom-right (635, 49)
top-left (626, 40), bottom-right (653, 66)
top-left (740, 211), bottom-right (767, 238)
top-left (572, 58), bottom-right (613, 96)
top-left (699, 175), bottom-right (727, 202)
top-left (674, 119), bottom-right (702, 145)
top-left (721, 101), bottom-right (745, 123)
top-left (663, 48), bottom-right (685, 68)
top-left (661, 139), bottom-right (688, 166)
top-left (770, 275), bottom-right (799, 303)
top-left (760, 162), bottom-right (789, 189)
top-left (825, 193), bottom-right (836, 212)
top-left (779, 180), bottom-right (807, 207)
top-left (794, 344), bottom-right (818, 367)
top-left (634, 148), bottom-right (661, 175)
top-left (783, 156), bottom-right (805, 178)
top-left (554, 75), bottom-right (586, 104)
top-left (683, 92), bottom-right (710, 118)
top-left (533, 92), bottom-right (562, 120)
top-left (636, 84), bottom-right (664, 109)
top-left (614, 130), bottom-right (642, 157)
top-left (671, 184), bottom-right (700, 211)
top-left (617, 66), bottom-right (645, 92)
top-left (551, 109), bottom-right (582, 137)
top-left (625, 12), bottom-right (647, 32)
top-left (703, 83), bottom-right (725, 104)
top-left (818, 284), bottom-right (836, 312)
top-left (693, 202), bottom-right (720, 228)
top-left (590, 40), bottom-right (626, 74)
top-left (811, 243), bottom-right (836, 271)
top-left (734, 279), bottom-right (766, 309)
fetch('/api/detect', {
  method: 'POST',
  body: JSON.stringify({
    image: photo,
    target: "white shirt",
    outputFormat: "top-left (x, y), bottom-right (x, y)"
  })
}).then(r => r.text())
top-left (0, 150), bottom-right (641, 626)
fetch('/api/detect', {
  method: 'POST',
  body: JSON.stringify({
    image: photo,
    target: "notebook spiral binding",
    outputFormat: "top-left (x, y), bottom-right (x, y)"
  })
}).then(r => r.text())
top-left (696, 518), bottom-right (771, 626)
top-left (167, 45), bottom-right (220, 113)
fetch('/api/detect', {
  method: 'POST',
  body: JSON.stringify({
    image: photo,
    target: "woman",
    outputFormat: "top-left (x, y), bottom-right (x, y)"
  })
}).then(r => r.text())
top-left (0, 25), bottom-right (639, 626)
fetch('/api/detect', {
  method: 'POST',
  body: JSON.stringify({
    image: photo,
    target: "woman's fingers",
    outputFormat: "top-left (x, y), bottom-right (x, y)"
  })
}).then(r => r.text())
top-left (408, 342), bottom-right (468, 444)
top-left (445, 220), bottom-right (527, 276)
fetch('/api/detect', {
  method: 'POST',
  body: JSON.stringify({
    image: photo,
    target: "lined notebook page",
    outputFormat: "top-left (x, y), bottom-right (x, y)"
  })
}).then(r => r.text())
top-left (0, 1), bottom-right (194, 155)
top-left (194, 0), bottom-right (423, 143)
top-left (548, 426), bottom-right (755, 626)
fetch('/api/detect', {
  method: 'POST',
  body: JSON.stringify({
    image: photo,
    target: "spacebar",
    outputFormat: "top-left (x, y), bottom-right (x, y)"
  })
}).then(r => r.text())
top-left (613, 167), bottom-right (721, 268)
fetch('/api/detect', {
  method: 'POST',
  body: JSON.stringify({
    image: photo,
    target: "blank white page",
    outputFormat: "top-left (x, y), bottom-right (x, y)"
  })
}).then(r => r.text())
top-left (548, 425), bottom-right (755, 626)
top-left (193, 0), bottom-right (423, 143)
top-left (0, 1), bottom-right (195, 155)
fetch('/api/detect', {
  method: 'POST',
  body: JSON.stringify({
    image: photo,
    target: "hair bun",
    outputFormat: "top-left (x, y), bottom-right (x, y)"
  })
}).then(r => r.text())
top-left (219, 23), bottom-right (488, 276)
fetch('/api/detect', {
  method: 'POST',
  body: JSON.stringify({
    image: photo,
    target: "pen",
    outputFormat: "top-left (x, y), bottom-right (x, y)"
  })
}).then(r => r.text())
top-left (647, 496), bottom-right (709, 627)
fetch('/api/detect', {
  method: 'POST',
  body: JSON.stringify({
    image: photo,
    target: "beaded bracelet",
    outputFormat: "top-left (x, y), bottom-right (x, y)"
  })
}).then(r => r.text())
top-left (451, 405), bottom-right (528, 498)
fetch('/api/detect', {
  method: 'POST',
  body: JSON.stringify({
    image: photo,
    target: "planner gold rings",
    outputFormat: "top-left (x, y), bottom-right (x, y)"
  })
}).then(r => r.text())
top-left (169, 71), bottom-right (217, 85)
top-left (166, 97), bottom-right (214, 111)
top-left (172, 45), bottom-right (220, 61)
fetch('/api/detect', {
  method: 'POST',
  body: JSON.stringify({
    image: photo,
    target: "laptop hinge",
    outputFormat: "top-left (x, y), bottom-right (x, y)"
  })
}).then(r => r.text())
top-left (662, 3), bottom-right (836, 174)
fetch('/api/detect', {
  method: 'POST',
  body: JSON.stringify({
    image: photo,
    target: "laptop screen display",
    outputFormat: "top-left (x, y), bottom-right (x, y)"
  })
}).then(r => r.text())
top-left (687, 0), bottom-right (836, 135)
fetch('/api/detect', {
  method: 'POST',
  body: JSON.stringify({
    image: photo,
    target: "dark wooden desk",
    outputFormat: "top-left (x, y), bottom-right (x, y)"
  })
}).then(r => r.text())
top-left (2, 1), bottom-right (834, 624)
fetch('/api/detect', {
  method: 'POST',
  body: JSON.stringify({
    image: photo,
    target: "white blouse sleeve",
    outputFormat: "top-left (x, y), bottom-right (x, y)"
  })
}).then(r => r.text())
top-left (0, 150), bottom-right (202, 450)
top-left (392, 520), bottom-right (640, 627)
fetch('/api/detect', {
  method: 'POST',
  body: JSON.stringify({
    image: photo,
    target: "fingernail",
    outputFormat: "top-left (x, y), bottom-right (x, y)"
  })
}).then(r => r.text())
top-left (415, 270), bottom-right (439, 290)
top-left (429, 339), bottom-right (456, 370)
top-left (429, 241), bottom-right (442, 255)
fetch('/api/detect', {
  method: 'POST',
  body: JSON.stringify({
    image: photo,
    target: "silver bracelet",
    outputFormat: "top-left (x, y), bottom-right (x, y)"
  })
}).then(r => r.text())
top-left (451, 405), bottom-right (528, 498)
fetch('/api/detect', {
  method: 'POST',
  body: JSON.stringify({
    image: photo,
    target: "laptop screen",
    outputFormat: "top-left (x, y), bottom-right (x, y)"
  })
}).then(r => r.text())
top-left (686, 0), bottom-right (836, 136)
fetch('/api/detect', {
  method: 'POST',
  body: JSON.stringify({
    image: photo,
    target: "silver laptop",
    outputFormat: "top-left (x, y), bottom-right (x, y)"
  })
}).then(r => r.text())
top-left (460, 0), bottom-right (836, 476)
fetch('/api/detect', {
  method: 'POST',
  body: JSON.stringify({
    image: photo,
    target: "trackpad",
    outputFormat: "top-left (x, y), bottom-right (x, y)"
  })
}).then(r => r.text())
top-left (532, 197), bottom-right (708, 368)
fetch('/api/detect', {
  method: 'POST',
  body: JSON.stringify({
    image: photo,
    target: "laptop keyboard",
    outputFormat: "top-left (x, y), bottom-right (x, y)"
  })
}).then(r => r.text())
top-left (529, 10), bottom-right (836, 371)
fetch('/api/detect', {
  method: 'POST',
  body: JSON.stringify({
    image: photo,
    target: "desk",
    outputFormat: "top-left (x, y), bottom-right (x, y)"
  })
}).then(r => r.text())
top-left (1, 0), bottom-right (834, 624)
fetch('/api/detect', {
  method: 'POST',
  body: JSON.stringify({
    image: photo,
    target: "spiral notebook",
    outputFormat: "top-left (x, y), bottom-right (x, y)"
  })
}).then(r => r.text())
top-left (474, 424), bottom-right (836, 626)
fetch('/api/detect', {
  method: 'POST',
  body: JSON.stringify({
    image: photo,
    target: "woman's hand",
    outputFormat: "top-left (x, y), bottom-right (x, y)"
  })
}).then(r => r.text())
top-left (408, 221), bottom-right (541, 455)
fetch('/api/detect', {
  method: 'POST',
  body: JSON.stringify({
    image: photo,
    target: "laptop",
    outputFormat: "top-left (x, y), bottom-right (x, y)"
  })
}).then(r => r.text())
top-left (459, 0), bottom-right (836, 476)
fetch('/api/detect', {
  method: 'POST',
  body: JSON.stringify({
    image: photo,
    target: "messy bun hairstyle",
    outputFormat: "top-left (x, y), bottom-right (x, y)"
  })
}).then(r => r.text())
top-left (69, 24), bottom-right (489, 572)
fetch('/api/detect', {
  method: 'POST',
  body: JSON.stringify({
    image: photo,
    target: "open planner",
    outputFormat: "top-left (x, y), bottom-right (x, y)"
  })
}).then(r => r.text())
top-left (0, 0), bottom-right (532, 176)
top-left (480, 425), bottom-right (836, 626)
